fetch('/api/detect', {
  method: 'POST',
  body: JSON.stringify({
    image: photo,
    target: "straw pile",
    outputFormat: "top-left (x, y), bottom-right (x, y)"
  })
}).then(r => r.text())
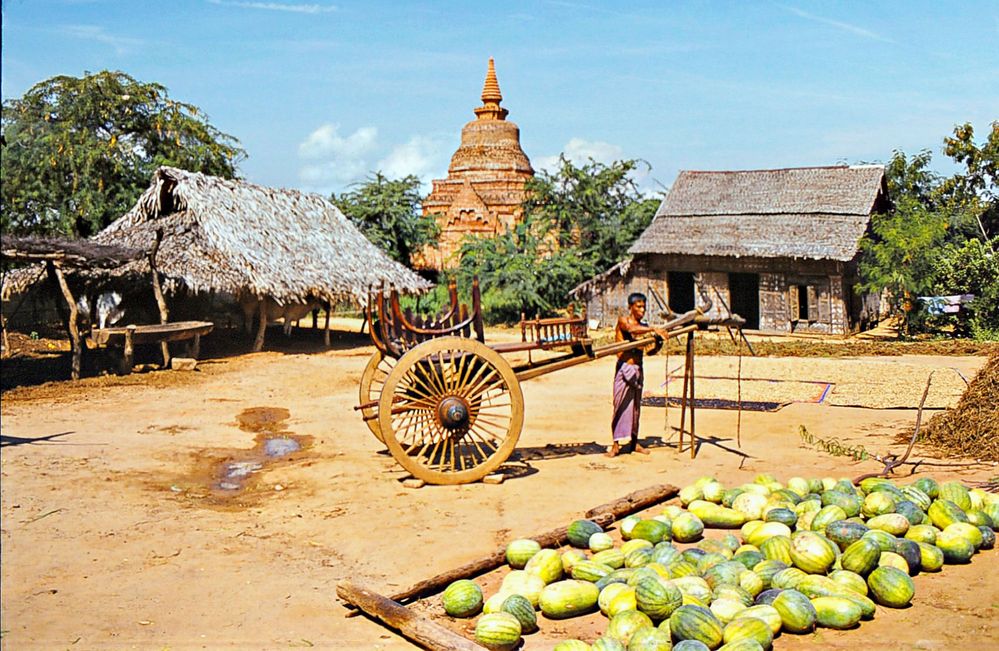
top-left (917, 353), bottom-right (999, 461)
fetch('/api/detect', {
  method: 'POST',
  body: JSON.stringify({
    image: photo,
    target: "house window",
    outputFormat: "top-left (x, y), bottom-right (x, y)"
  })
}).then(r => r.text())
top-left (789, 283), bottom-right (822, 323)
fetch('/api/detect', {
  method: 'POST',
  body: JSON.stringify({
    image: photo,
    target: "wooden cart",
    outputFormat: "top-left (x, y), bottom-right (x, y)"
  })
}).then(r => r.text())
top-left (357, 278), bottom-right (705, 485)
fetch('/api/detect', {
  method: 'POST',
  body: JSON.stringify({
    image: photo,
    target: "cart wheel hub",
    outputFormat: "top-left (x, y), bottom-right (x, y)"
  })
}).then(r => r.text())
top-left (438, 396), bottom-right (470, 430)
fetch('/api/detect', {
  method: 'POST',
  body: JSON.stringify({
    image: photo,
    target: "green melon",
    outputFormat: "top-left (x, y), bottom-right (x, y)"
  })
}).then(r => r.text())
top-left (625, 547), bottom-right (654, 569)
top-left (738, 605), bottom-right (782, 636)
top-left (771, 589), bottom-right (816, 634)
top-left (599, 583), bottom-right (632, 616)
top-left (690, 502), bottom-right (747, 529)
top-left (840, 538), bottom-right (880, 575)
top-left (758, 536), bottom-right (792, 565)
top-left (916, 541), bottom-right (944, 572)
top-left (944, 522), bottom-right (984, 550)
top-left (621, 515), bottom-right (643, 540)
top-left (669, 605), bottom-right (724, 649)
top-left (911, 477), bottom-right (939, 499)
top-left (597, 568), bottom-right (636, 591)
top-left (867, 513), bottom-right (910, 536)
top-left (765, 507), bottom-right (797, 527)
top-left (789, 532), bottom-right (836, 574)
top-left (938, 481), bottom-right (972, 511)
top-left (592, 637), bottom-right (627, 651)
top-left (928, 499), bottom-right (969, 529)
top-left (713, 585), bottom-right (753, 607)
top-left (746, 522), bottom-right (791, 548)
top-left (594, 548), bottom-right (627, 570)
top-left (900, 485), bottom-right (933, 511)
top-left (867, 566), bottom-right (915, 608)
top-left (821, 491), bottom-right (863, 517)
top-left (893, 538), bottom-right (922, 575)
top-left (770, 567), bottom-right (808, 590)
top-left (632, 519), bottom-right (672, 544)
top-left (539, 580), bottom-right (600, 619)
top-left (572, 560), bottom-right (615, 583)
top-left (811, 596), bottom-right (862, 629)
top-left (824, 520), bottom-right (869, 550)
top-left (828, 570), bottom-right (868, 597)
top-left (590, 531), bottom-right (616, 552)
top-left (717, 640), bottom-right (764, 651)
top-left (627, 626), bottom-right (673, 651)
top-left (894, 500), bottom-right (925, 526)
top-left (567, 519), bottom-right (604, 548)
top-left (525, 548), bottom-right (565, 584)
top-left (607, 609), bottom-right (654, 645)
top-left (651, 543), bottom-right (682, 567)
top-left (732, 550), bottom-right (765, 571)
top-left (562, 549), bottom-right (588, 574)
top-left (811, 505), bottom-right (848, 532)
top-left (501, 570), bottom-right (546, 607)
top-left (722, 617), bottom-right (773, 650)
top-left (635, 575), bottom-right (683, 621)
top-left (739, 570), bottom-right (763, 598)
top-left (905, 524), bottom-right (938, 545)
top-left (795, 575), bottom-right (876, 619)
top-left (861, 491), bottom-right (896, 518)
top-left (752, 559), bottom-right (789, 589)
top-left (936, 529), bottom-right (976, 563)
top-left (441, 579), bottom-right (483, 618)
top-left (673, 513), bottom-right (706, 543)
top-left (978, 525), bottom-right (996, 549)
top-left (862, 529), bottom-right (899, 552)
top-left (703, 561), bottom-right (744, 589)
top-left (506, 538), bottom-right (541, 568)
top-left (500, 594), bottom-right (537, 634)
top-left (673, 639), bottom-right (712, 651)
top-left (474, 612), bottom-right (522, 650)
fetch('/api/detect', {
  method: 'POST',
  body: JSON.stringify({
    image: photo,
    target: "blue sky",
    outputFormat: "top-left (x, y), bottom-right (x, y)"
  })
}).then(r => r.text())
top-left (2, 1), bottom-right (997, 197)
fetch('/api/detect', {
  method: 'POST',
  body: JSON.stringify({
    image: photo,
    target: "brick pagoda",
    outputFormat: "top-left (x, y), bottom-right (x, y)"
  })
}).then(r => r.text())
top-left (418, 59), bottom-right (534, 270)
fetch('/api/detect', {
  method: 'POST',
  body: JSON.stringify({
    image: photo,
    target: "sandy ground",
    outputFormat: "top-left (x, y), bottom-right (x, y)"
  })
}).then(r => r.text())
top-left (1, 328), bottom-right (997, 650)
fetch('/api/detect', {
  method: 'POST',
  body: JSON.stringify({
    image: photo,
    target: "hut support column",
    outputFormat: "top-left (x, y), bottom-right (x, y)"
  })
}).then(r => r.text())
top-left (324, 300), bottom-right (331, 347)
top-left (47, 261), bottom-right (82, 380)
top-left (254, 297), bottom-right (267, 352)
top-left (149, 229), bottom-right (171, 367)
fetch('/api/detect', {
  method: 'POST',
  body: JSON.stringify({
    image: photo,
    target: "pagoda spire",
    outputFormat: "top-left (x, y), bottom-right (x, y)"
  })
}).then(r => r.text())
top-left (474, 58), bottom-right (509, 121)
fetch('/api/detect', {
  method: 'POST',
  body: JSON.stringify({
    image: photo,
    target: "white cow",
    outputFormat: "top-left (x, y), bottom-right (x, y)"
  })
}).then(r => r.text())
top-left (239, 294), bottom-right (319, 336)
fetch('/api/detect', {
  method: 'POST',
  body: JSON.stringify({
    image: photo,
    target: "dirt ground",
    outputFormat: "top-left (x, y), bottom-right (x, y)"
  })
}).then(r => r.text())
top-left (1, 325), bottom-right (997, 650)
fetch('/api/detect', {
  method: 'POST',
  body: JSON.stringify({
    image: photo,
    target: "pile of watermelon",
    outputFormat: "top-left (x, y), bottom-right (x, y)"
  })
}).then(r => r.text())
top-left (440, 475), bottom-right (997, 650)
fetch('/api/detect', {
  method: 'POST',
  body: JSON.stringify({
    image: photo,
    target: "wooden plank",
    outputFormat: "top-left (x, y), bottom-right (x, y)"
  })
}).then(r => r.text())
top-left (355, 483), bottom-right (679, 611)
top-left (336, 581), bottom-right (486, 651)
top-left (91, 321), bottom-right (214, 346)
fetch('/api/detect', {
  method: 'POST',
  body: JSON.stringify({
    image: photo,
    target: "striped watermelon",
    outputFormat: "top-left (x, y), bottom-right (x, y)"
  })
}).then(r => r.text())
top-left (572, 560), bottom-right (614, 583)
top-left (789, 532), bottom-right (836, 574)
top-left (632, 519), bottom-right (672, 544)
top-left (867, 566), bottom-right (914, 608)
top-left (589, 531), bottom-right (616, 552)
top-left (738, 605), bottom-right (783, 636)
top-left (723, 617), bottom-right (773, 650)
top-left (592, 637), bottom-right (627, 651)
top-left (673, 513), bottom-right (706, 543)
top-left (500, 594), bottom-right (537, 633)
top-left (627, 626), bottom-right (674, 651)
top-left (928, 499), bottom-right (969, 529)
top-left (593, 548), bottom-right (627, 569)
top-left (668, 605), bottom-right (724, 649)
top-left (474, 612), bottom-right (522, 650)
top-left (567, 519), bottom-right (604, 548)
top-left (635, 575), bottom-right (683, 621)
top-left (795, 575), bottom-right (876, 619)
top-left (505, 538), bottom-right (541, 568)
top-left (811, 596), bottom-right (862, 629)
top-left (772, 589), bottom-right (817, 633)
top-left (916, 541), bottom-right (945, 572)
top-left (867, 513), bottom-right (910, 536)
top-left (607, 609), bottom-right (654, 645)
top-left (525, 548), bottom-right (564, 584)
top-left (441, 579), bottom-right (483, 618)
top-left (938, 481), bottom-right (972, 511)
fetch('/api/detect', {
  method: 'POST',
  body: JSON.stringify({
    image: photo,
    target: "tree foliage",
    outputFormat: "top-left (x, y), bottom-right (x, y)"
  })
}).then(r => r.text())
top-left (450, 157), bottom-right (659, 323)
top-left (858, 121), bottom-right (999, 339)
top-left (332, 172), bottom-right (440, 264)
top-left (1, 70), bottom-right (245, 237)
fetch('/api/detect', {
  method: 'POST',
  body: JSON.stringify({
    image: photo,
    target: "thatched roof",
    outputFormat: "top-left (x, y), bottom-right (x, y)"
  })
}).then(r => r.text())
top-left (1, 235), bottom-right (143, 267)
top-left (82, 166), bottom-right (430, 301)
top-left (629, 165), bottom-right (888, 262)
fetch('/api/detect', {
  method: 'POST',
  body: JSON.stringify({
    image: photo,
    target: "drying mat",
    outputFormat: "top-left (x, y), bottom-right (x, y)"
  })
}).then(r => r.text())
top-left (646, 357), bottom-right (967, 409)
top-left (641, 396), bottom-right (788, 412)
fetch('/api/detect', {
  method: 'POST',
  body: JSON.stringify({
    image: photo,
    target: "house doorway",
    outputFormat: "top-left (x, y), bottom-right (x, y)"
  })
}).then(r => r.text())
top-left (728, 273), bottom-right (760, 329)
top-left (667, 271), bottom-right (696, 314)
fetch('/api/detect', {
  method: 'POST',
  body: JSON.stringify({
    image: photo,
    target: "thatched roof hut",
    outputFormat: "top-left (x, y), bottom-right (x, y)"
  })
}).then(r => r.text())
top-left (574, 165), bottom-right (889, 334)
top-left (628, 165), bottom-right (888, 261)
top-left (84, 166), bottom-right (431, 301)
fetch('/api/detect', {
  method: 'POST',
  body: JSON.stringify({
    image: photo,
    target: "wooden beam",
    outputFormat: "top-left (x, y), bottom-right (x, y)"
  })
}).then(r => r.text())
top-left (351, 483), bottom-right (679, 611)
top-left (148, 229), bottom-right (171, 367)
top-left (48, 262), bottom-right (82, 380)
top-left (337, 581), bottom-right (487, 651)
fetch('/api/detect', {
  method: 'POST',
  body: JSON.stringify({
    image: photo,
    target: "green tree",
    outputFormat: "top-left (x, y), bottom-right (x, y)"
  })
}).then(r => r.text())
top-left (1, 70), bottom-right (245, 237)
top-left (940, 121), bottom-right (999, 241)
top-left (929, 236), bottom-right (999, 338)
top-left (452, 157), bottom-right (659, 323)
top-left (332, 172), bottom-right (440, 264)
top-left (524, 156), bottom-right (660, 275)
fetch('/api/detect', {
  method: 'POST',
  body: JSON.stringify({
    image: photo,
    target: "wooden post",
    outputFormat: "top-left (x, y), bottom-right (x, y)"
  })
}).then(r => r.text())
top-left (337, 582), bottom-right (487, 651)
top-left (148, 229), bottom-right (171, 367)
top-left (678, 333), bottom-right (692, 454)
top-left (324, 300), bottom-right (332, 347)
top-left (190, 333), bottom-right (201, 359)
top-left (48, 261), bottom-right (82, 380)
top-left (253, 297), bottom-right (267, 352)
top-left (689, 331), bottom-right (697, 460)
top-left (122, 325), bottom-right (136, 375)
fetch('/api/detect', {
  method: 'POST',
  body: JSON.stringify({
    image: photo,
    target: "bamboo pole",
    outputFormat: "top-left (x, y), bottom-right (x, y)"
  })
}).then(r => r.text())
top-left (48, 261), bottom-right (82, 380)
top-left (337, 581), bottom-right (487, 651)
top-left (690, 332), bottom-right (697, 460)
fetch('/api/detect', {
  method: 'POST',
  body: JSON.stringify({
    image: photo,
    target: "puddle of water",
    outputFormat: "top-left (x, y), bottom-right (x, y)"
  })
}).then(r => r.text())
top-left (209, 407), bottom-right (306, 493)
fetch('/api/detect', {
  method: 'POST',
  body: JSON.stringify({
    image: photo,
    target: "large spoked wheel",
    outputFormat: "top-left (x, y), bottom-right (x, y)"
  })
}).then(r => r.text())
top-left (359, 351), bottom-right (395, 442)
top-left (378, 337), bottom-right (524, 485)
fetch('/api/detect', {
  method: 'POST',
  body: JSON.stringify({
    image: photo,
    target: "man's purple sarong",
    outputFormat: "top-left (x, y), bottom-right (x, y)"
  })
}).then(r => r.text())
top-left (612, 361), bottom-right (643, 442)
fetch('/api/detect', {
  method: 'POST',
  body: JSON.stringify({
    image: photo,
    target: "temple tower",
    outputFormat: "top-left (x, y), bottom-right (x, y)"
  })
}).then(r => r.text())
top-left (418, 58), bottom-right (534, 270)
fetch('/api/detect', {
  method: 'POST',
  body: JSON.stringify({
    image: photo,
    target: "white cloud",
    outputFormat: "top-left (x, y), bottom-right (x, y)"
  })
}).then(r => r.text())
top-left (297, 124), bottom-right (378, 191)
top-left (782, 6), bottom-right (896, 44)
top-left (535, 137), bottom-right (625, 172)
top-left (207, 0), bottom-right (337, 14)
top-left (376, 135), bottom-right (447, 184)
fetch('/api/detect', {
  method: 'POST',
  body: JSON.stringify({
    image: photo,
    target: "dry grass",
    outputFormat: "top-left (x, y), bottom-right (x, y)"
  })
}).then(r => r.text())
top-left (914, 352), bottom-right (999, 461)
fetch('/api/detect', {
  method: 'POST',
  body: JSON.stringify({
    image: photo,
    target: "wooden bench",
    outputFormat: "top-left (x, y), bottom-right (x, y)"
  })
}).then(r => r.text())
top-left (91, 320), bottom-right (214, 374)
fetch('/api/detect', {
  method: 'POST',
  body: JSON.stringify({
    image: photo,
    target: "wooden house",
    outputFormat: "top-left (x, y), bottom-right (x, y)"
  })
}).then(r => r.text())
top-left (571, 165), bottom-right (890, 334)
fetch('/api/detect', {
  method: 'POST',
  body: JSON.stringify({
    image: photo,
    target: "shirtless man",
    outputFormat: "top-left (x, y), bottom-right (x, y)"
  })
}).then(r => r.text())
top-left (606, 292), bottom-right (668, 457)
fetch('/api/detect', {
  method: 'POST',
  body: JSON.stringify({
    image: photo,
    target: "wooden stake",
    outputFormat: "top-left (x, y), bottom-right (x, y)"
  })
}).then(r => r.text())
top-left (148, 229), bottom-right (171, 367)
top-left (48, 261), bottom-right (82, 380)
top-left (324, 300), bottom-right (332, 347)
top-left (336, 581), bottom-right (486, 651)
top-left (253, 297), bottom-right (267, 352)
top-left (690, 332), bottom-right (697, 460)
top-left (349, 483), bottom-right (678, 612)
top-left (122, 325), bottom-right (136, 375)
